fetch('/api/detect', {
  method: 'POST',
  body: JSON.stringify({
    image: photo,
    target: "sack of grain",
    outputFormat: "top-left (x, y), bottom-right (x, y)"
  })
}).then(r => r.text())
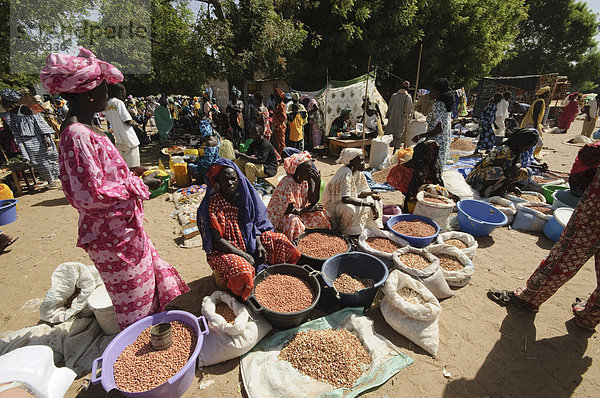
top-left (413, 191), bottom-right (455, 232)
top-left (369, 134), bottom-right (393, 170)
top-left (358, 228), bottom-right (408, 265)
top-left (482, 196), bottom-right (516, 226)
top-left (427, 245), bottom-right (474, 287)
top-left (504, 191), bottom-right (546, 205)
top-left (433, 231), bottom-right (478, 260)
top-left (392, 247), bottom-right (454, 299)
top-left (198, 290), bottom-right (271, 367)
top-left (381, 270), bottom-right (441, 356)
top-left (511, 203), bottom-right (553, 232)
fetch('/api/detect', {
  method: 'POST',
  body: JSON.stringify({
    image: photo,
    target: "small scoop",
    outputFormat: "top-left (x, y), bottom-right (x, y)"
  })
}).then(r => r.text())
top-left (150, 322), bottom-right (172, 350)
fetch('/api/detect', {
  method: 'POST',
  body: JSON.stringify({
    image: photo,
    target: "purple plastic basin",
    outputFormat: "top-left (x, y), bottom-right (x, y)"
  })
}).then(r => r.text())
top-left (91, 310), bottom-right (209, 397)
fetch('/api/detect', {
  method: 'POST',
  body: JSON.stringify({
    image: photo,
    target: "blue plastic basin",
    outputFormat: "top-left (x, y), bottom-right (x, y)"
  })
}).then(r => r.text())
top-left (0, 199), bottom-right (18, 226)
top-left (386, 214), bottom-right (440, 248)
top-left (322, 252), bottom-right (389, 309)
top-left (543, 207), bottom-right (574, 242)
top-left (456, 199), bottom-right (508, 237)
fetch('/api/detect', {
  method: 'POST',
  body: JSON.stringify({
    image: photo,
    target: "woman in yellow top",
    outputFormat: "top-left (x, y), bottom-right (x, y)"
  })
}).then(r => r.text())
top-left (287, 97), bottom-right (308, 151)
top-left (520, 86), bottom-right (549, 157)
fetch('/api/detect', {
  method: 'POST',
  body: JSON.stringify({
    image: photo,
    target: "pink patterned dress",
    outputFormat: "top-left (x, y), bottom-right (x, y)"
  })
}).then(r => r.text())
top-left (267, 175), bottom-right (331, 241)
top-left (59, 123), bottom-right (189, 329)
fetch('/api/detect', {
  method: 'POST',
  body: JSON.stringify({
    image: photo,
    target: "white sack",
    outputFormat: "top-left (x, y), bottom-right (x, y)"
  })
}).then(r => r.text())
top-left (512, 203), bottom-right (553, 232)
top-left (393, 247), bottom-right (454, 299)
top-left (40, 263), bottom-right (102, 324)
top-left (442, 170), bottom-right (480, 200)
top-left (357, 228), bottom-right (408, 263)
top-left (483, 196), bottom-right (516, 226)
top-left (381, 270), bottom-right (441, 356)
top-left (198, 290), bottom-right (271, 367)
top-left (413, 191), bottom-right (455, 232)
top-left (369, 135), bottom-right (393, 170)
top-left (433, 231), bottom-right (478, 259)
top-left (504, 191), bottom-right (546, 204)
top-left (427, 245), bottom-right (474, 287)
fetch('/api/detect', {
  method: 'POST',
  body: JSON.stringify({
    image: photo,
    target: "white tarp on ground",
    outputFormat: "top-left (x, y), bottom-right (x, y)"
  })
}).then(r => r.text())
top-left (293, 72), bottom-right (389, 134)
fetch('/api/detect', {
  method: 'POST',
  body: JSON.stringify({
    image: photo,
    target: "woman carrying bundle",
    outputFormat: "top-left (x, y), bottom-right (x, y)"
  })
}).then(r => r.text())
top-left (198, 159), bottom-right (300, 300)
top-left (322, 148), bottom-right (383, 236)
top-left (466, 129), bottom-right (539, 198)
top-left (267, 152), bottom-right (331, 241)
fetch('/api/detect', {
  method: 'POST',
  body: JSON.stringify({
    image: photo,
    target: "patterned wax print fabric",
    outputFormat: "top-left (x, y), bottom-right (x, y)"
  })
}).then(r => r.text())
top-left (386, 163), bottom-right (414, 194)
top-left (516, 167), bottom-right (600, 329)
top-left (267, 175), bottom-right (331, 241)
top-left (59, 123), bottom-right (189, 329)
top-left (208, 192), bottom-right (301, 299)
top-left (272, 102), bottom-right (287, 155)
top-left (466, 145), bottom-right (528, 197)
top-left (39, 47), bottom-right (123, 94)
top-left (476, 102), bottom-right (498, 152)
top-left (322, 166), bottom-right (383, 236)
top-left (4, 109), bottom-right (60, 183)
top-left (426, 101), bottom-right (452, 166)
top-left (569, 143), bottom-right (600, 196)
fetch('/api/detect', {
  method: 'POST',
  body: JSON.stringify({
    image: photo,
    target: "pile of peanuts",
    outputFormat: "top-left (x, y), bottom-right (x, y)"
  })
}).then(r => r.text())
top-left (391, 220), bottom-right (436, 237)
top-left (399, 252), bottom-right (431, 270)
top-left (444, 238), bottom-right (468, 249)
top-left (297, 232), bottom-right (347, 258)
top-left (437, 254), bottom-right (464, 271)
top-left (255, 274), bottom-right (314, 313)
top-left (113, 321), bottom-right (196, 392)
top-left (423, 195), bottom-right (448, 204)
top-left (333, 273), bottom-right (375, 294)
top-left (519, 194), bottom-right (542, 202)
top-left (398, 287), bottom-right (425, 305)
top-left (524, 204), bottom-right (553, 215)
top-left (215, 302), bottom-right (237, 324)
top-left (371, 166), bottom-right (393, 184)
top-left (278, 329), bottom-right (371, 388)
top-left (366, 237), bottom-right (402, 253)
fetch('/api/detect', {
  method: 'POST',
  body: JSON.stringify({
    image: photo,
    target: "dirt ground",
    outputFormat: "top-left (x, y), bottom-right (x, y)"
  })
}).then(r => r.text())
top-left (1, 118), bottom-right (599, 397)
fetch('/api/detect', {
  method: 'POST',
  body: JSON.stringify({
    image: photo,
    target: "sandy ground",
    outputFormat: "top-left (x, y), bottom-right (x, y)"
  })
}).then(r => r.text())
top-left (1, 118), bottom-right (599, 397)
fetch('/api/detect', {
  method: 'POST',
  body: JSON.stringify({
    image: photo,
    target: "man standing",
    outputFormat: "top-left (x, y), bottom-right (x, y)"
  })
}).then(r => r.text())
top-left (581, 96), bottom-right (599, 138)
top-left (105, 83), bottom-right (141, 167)
top-left (495, 92), bottom-right (511, 136)
top-left (385, 80), bottom-right (413, 151)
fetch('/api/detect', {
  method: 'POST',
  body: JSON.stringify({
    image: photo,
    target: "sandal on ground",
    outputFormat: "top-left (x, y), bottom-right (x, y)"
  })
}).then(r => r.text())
top-left (487, 288), bottom-right (539, 312)
top-left (571, 298), bottom-right (596, 332)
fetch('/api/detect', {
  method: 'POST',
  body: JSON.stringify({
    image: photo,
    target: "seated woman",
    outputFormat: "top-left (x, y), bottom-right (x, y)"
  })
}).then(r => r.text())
top-left (467, 129), bottom-right (539, 198)
top-left (329, 108), bottom-right (351, 137)
top-left (198, 159), bottom-right (300, 300)
top-left (191, 119), bottom-right (221, 183)
top-left (267, 152), bottom-right (331, 241)
top-left (387, 140), bottom-right (444, 212)
top-left (322, 148), bottom-right (383, 236)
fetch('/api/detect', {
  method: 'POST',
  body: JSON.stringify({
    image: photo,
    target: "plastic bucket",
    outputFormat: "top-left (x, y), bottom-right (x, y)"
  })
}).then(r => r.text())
top-left (456, 199), bottom-right (508, 237)
top-left (91, 310), bottom-right (208, 397)
top-left (541, 184), bottom-right (568, 204)
top-left (88, 285), bottom-right (121, 335)
top-left (552, 189), bottom-right (581, 210)
top-left (0, 184), bottom-right (14, 201)
top-left (295, 229), bottom-right (351, 270)
top-left (543, 207), bottom-right (574, 242)
top-left (0, 199), bottom-right (18, 226)
top-left (386, 214), bottom-right (440, 248)
top-left (247, 264), bottom-right (321, 329)
top-left (321, 252), bottom-right (389, 309)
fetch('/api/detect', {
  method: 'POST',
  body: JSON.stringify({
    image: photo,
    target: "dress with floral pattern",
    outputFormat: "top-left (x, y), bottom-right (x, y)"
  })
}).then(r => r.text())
top-left (426, 101), bottom-right (452, 166)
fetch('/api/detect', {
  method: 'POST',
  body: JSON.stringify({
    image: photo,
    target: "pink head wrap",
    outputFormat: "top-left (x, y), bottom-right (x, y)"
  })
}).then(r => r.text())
top-left (284, 152), bottom-right (312, 175)
top-left (39, 47), bottom-right (123, 94)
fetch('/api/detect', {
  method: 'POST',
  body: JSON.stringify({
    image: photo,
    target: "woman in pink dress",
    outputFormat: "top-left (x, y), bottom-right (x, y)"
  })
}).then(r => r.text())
top-left (267, 152), bottom-right (331, 241)
top-left (39, 48), bottom-right (189, 329)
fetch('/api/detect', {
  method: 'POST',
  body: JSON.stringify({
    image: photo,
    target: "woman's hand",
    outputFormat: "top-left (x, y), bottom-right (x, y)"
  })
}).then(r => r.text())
top-left (254, 237), bottom-right (267, 264)
top-left (302, 203), bottom-right (323, 214)
top-left (412, 134), bottom-right (421, 143)
top-left (358, 191), bottom-right (371, 199)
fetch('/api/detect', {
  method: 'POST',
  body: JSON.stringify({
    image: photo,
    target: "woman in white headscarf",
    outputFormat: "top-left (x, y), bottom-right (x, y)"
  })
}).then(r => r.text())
top-left (322, 148), bottom-right (383, 236)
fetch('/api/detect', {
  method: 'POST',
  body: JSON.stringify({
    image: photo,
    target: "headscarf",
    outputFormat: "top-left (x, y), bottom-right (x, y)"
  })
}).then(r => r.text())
top-left (198, 119), bottom-right (213, 138)
top-left (341, 108), bottom-right (351, 117)
top-left (291, 92), bottom-right (300, 101)
top-left (536, 86), bottom-right (550, 96)
top-left (0, 89), bottom-right (21, 103)
top-left (284, 152), bottom-right (312, 175)
top-left (275, 88), bottom-right (285, 101)
top-left (198, 159), bottom-right (273, 255)
top-left (39, 47), bottom-right (123, 94)
top-left (404, 140), bottom-right (443, 201)
top-left (307, 98), bottom-right (318, 112)
top-left (337, 148), bottom-right (362, 166)
top-left (502, 128), bottom-right (539, 151)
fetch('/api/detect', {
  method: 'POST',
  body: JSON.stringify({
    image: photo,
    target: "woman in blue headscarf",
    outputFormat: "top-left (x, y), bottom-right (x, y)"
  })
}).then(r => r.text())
top-left (191, 119), bottom-right (221, 182)
top-left (198, 159), bottom-right (300, 299)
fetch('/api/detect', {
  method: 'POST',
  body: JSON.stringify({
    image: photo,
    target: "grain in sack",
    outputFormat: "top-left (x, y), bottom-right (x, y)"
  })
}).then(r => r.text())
top-left (512, 202), bottom-right (553, 232)
top-left (198, 290), bottom-right (271, 367)
top-left (392, 247), bottom-right (454, 299)
top-left (504, 191), bottom-right (546, 205)
top-left (358, 228), bottom-right (408, 265)
top-left (482, 196), bottom-right (516, 226)
top-left (413, 191), bottom-right (455, 232)
top-left (433, 231), bottom-right (478, 260)
top-left (427, 245), bottom-right (474, 287)
top-left (380, 270), bottom-right (441, 356)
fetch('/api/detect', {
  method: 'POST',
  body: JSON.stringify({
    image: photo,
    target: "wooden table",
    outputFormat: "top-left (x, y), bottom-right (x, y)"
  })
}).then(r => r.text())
top-left (328, 137), bottom-right (373, 156)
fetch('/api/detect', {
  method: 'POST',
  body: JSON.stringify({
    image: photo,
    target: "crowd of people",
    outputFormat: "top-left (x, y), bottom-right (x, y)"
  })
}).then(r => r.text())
top-left (0, 46), bottom-right (598, 339)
